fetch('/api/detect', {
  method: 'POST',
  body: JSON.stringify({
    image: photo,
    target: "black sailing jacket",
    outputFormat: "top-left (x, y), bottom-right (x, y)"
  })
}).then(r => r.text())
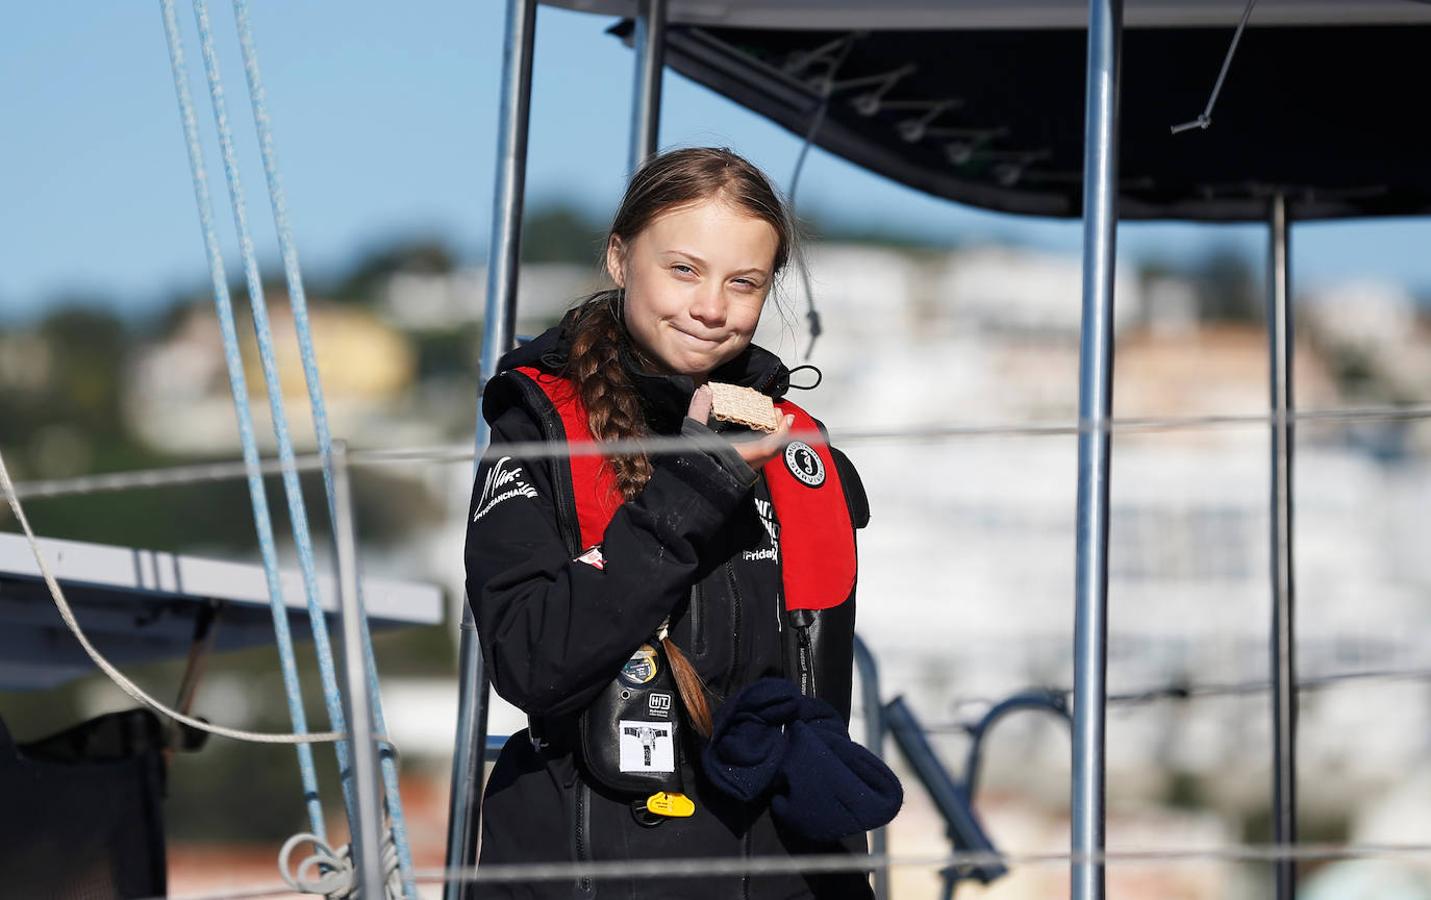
top-left (464, 323), bottom-right (871, 899)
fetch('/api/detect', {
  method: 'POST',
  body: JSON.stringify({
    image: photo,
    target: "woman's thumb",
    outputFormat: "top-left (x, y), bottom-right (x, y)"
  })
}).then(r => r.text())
top-left (688, 384), bottom-right (713, 423)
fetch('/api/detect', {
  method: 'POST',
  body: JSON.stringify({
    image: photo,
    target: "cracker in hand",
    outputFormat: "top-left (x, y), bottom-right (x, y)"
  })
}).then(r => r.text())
top-left (708, 381), bottom-right (781, 433)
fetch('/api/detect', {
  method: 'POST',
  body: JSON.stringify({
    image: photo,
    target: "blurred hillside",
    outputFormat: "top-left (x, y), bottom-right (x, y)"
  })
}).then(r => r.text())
top-left (3, 209), bottom-right (1431, 898)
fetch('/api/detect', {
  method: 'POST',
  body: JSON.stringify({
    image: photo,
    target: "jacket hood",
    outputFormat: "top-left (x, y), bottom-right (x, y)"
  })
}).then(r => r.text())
top-left (486, 318), bottom-right (793, 434)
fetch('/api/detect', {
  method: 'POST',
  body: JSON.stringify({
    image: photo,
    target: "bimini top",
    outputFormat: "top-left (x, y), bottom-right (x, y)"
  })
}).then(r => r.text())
top-left (0, 532), bottom-right (444, 690)
top-left (546, 1), bottom-right (1431, 29)
top-left (548, 0), bottom-right (1431, 221)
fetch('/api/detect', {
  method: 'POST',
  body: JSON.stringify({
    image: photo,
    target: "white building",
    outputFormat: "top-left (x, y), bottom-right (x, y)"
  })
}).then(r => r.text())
top-left (382, 246), bottom-right (1431, 815)
top-left (379, 263), bottom-right (603, 335)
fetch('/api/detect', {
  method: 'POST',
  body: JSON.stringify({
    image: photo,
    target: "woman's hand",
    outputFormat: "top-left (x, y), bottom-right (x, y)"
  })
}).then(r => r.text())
top-left (687, 384), bottom-right (715, 425)
top-left (687, 385), bottom-right (796, 470)
top-left (733, 414), bottom-right (795, 469)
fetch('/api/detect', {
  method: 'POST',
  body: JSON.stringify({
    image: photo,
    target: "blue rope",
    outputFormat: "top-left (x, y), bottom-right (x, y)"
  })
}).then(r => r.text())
top-left (157, 0), bottom-right (326, 839)
top-left (228, 2), bottom-right (416, 894)
top-left (188, 0), bottom-right (360, 834)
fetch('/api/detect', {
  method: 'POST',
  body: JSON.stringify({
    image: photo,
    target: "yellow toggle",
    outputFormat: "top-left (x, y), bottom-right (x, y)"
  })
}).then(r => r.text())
top-left (645, 791), bottom-right (695, 818)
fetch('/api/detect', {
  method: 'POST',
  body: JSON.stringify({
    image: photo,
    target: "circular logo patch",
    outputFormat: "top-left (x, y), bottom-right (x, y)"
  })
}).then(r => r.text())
top-left (784, 441), bottom-right (826, 487)
top-left (620, 644), bottom-right (659, 686)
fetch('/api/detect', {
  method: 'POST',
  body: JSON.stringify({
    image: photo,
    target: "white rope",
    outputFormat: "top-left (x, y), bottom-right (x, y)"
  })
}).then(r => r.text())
top-left (0, 443), bottom-right (345, 745)
top-left (278, 832), bottom-right (404, 899)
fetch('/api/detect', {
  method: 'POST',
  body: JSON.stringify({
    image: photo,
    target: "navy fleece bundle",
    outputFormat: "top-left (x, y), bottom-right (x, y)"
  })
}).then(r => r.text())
top-left (702, 678), bottom-right (903, 842)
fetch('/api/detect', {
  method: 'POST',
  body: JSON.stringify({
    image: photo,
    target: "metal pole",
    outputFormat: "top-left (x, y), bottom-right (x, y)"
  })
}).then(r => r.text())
top-left (1267, 191), bottom-right (1297, 900)
top-left (628, 0), bottom-right (667, 171)
top-left (852, 635), bottom-right (889, 900)
top-left (444, 1), bottom-right (537, 897)
top-left (332, 440), bottom-right (386, 897)
top-left (444, 607), bottom-right (487, 900)
top-left (479, 0), bottom-right (538, 392)
top-left (1071, 1), bottom-right (1122, 899)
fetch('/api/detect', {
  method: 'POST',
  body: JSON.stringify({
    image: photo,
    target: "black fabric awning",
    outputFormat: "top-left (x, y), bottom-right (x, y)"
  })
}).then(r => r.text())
top-left (610, 21), bottom-right (1431, 222)
top-left (0, 532), bottom-right (443, 690)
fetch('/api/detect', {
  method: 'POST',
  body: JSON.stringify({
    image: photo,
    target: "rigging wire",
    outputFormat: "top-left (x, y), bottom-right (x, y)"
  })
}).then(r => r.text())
top-left (1171, 0), bottom-right (1259, 134)
top-left (786, 35), bottom-right (856, 361)
top-left (187, 0), bottom-right (363, 829)
top-left (152, 840), bottom-right (1431, 900)
top-left (923, 664), bottom-right (1431, 734)
top-left (228, 0), bottom-right (416, 890)
top-left (0, 442), bottom-right (350, 746)
top-left (158, 0), bottom-right (330, 833)
top-left (8, 400), bottom-right (1431, 502)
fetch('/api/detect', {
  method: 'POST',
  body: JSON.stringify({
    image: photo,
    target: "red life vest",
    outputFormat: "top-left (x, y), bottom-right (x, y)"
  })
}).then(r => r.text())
top-left (514, 367), bottom-right (856, 612)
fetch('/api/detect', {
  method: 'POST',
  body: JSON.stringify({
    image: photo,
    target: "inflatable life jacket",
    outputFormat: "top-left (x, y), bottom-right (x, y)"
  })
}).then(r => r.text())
top-left (513, 366), bottom-right (856, 614)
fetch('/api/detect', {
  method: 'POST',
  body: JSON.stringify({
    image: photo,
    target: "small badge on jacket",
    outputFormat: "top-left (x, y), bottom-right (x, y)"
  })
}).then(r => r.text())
top-left (620, 645), bottom-right (659, 685)
top-left (784, 441), bottom-right (826, 487)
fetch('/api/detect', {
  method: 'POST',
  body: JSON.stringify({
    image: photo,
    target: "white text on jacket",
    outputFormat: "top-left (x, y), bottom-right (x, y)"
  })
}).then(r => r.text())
top-left (473, 456), bottom-right (538, 522)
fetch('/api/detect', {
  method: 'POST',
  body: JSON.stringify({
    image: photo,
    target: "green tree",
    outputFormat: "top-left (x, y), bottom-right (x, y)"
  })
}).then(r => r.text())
top-left (333, 238), bottom-right (458, 304)
top-left (522, 205), bottom-right (605, 264)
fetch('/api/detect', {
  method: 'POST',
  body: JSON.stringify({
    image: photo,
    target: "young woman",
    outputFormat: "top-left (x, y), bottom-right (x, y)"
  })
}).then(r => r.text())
top-left (465, 147), bottom-right (878, 899)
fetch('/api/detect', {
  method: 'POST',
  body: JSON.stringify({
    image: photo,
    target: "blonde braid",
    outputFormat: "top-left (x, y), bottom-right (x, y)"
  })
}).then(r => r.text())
top-left (565, 292), bottom-right (653, 499)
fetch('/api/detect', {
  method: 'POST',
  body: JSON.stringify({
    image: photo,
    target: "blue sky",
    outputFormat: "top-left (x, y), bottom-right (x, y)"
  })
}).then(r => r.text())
top-left (3, 1), bottom-right (1430, 322)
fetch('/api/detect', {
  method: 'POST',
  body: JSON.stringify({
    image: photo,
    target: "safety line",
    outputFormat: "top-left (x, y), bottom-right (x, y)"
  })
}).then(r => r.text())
top-left (228, 0), bottom-right (416, 892)
top-left (0, 442), bottom-right (343, 746)
top-left (158, 0), bottom-right (328, 833)
top-left (421, 841), bottom-right (1431, 883)
top-left (1106, 664), bottom-right (1431, 705)
top-left (8, 399), bottom-right (1431, 502)
top-left (152, 841), bottom-right (1431, 900)
top-left (188, 0), bottom-right (361, 839)
top-left (924, 664), bottom-right (1431, 733)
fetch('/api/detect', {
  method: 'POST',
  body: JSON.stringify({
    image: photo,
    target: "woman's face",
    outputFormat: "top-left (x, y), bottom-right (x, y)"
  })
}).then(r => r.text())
top-left (607, 196), bottom-right (779, 381)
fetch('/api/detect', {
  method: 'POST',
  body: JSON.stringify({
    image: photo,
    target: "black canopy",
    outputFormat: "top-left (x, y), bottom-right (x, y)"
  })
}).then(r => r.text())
top-left (600, 15), bottom-right (1431, 221)
top-left (0, 532), bottom-right (443, 689)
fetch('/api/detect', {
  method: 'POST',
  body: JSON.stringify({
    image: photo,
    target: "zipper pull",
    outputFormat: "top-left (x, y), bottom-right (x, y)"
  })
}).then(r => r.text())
top-left (789, 609), bottom-right (816, 696)
top-left (646, 791), bottom-right (695, 818)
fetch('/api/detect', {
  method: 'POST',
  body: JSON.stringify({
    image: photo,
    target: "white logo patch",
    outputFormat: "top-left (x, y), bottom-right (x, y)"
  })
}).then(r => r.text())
top-left (743, 497), bottom-right (780, 563)
top-left (618, 720), bottom-right (675, 773)
top-left (784, 441), bottom-right (825, 487)
top-left (472, 456), bottom-right (538, 522)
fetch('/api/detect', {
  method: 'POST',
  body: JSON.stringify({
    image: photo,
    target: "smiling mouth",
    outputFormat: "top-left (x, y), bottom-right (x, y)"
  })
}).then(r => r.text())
top-left (671, 326), bottom-right (723, 347)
